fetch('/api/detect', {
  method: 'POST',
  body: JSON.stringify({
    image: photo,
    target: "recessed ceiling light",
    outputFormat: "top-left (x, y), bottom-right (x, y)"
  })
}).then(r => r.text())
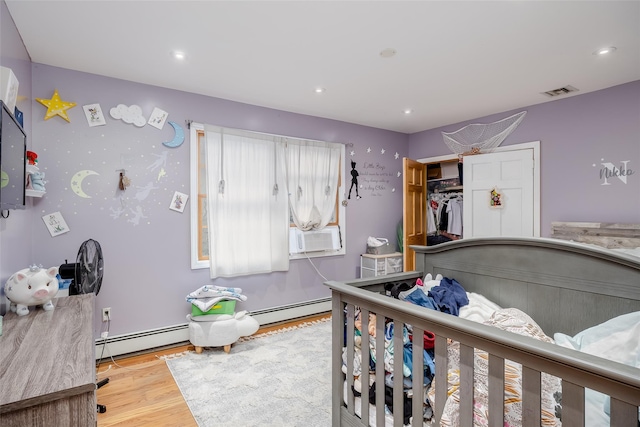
top-left (380, 48), bottom-right (397, 58)
top-left (403, 109), bottom-right (413, 115)
top-left (171, 51), bottom-right (187, 60)
top-left (593, 46), bottom-right (617, 56)
top-left (314, 87), bottom-right (325, 94)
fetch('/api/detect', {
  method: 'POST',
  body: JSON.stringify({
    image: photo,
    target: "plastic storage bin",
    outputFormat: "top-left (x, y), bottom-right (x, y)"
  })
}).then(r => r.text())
top-left (191, 300), bottom-right (236, 317)
top-left (360, 252), bottom-right (403, 278)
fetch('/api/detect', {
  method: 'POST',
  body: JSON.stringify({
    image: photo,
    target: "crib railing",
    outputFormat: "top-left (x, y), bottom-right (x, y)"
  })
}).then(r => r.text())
top-left (326, 276), bottom-right (640, 427)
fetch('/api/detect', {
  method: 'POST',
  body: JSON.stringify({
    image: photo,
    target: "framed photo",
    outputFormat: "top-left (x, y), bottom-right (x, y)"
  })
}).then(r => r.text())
top-left (82, 103), bottom-right (106, 127)
top-left (169, 191), bottom-right (188, 213)
top-left (148, 107), bottom-right (168, 130)
top-left (42, 211), bottom-right (70, 237)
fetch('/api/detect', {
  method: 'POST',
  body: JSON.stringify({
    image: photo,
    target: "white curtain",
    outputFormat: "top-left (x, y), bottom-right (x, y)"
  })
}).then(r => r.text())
top-left (283, 139), bottom-right (341, 231)
top-left (204, 126), bottom-right (289, 278)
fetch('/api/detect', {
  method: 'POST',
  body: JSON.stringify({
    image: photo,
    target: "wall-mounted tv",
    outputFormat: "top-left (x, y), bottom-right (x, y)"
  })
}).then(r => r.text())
top-left (0, 100), bottom-right (26, 211)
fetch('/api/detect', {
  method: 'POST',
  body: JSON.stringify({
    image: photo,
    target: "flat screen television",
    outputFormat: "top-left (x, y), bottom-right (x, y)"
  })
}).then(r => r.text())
top-left (0, 100), bottom-right (26, 210)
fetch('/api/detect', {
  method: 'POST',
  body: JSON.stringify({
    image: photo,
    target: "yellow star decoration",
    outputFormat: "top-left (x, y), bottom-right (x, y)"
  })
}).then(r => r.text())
top-left (36, 89), bottom-right (77, 122)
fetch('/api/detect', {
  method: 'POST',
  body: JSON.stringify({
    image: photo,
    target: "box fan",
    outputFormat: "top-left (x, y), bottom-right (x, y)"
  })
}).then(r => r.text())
top-left (59, 238), bottom-right (108, 413)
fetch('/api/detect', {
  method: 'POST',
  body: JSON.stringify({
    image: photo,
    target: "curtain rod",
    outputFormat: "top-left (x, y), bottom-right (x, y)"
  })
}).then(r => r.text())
top-left (185, 119), bottom-right (353, 147)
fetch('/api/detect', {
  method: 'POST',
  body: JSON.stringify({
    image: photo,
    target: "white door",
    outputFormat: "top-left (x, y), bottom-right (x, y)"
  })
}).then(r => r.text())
top-left (463, 149), bottom-right (535, 237)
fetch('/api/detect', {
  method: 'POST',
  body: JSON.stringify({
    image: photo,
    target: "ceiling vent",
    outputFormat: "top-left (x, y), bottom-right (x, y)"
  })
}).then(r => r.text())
top-left (542, 85), bottom-right (579, 97)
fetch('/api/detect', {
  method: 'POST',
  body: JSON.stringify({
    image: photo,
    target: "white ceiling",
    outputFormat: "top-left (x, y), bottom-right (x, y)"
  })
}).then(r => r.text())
top-left (6, 1), bottom-right (640, 134)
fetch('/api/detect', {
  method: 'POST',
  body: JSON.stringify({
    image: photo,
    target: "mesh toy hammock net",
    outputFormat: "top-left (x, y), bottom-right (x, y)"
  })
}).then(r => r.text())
top-left (442, 111), bottom-right (526, 156)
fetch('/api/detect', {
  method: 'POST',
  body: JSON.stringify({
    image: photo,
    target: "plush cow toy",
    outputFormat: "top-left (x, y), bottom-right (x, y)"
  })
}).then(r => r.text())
top-left (4, 265), bottom-right (59, 316)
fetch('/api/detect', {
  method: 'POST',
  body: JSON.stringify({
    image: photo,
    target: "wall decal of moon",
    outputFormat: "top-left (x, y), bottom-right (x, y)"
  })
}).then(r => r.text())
top-left (71, 170), bottom-right (99, 198)
top-left (162, 121), bottom-right (185, 148)
top-left (1, 170), bottom-right (8, 188)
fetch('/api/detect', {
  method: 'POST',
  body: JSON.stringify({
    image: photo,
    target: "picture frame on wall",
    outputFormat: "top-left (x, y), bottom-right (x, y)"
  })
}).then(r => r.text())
top-left (82, 103), bottom-right (106, 127)
top-left (148, 107), bottom-right (168, 130)
top-left (42, 211), bottom-right (70, 237)
top-left (169, 191), bottom-right (188, 213)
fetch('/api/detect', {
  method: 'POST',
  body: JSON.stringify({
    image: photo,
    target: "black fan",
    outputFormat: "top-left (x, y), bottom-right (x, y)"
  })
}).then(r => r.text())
top-left (59, 238), bottom-right (108, 413)
top-left (59, 239), bottom-right (104, 296)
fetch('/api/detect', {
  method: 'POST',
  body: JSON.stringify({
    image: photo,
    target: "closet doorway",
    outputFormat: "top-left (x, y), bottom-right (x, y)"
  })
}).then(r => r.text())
top-left (402, 141), bottom-right (540, 271)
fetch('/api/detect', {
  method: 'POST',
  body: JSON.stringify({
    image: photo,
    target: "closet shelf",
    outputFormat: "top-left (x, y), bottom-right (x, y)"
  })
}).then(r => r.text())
top-left (427, 176), bottom-right (459, 182)
top-left (435, 185), bottom-right (463, 193)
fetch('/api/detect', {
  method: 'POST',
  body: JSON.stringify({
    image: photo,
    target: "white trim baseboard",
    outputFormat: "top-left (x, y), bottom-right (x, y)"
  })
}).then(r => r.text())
top-left (95, 297), bottom-right (331, 359)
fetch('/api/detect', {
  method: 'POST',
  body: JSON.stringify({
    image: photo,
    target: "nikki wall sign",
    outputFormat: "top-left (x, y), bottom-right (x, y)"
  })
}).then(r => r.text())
top-left (595, 159), bottom-right (634, 185)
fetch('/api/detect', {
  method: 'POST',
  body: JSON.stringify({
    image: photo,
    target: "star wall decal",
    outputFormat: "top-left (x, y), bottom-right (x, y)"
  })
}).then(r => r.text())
top-left (36, 89), bottom-right (77, 122)
top-left (397, 171), bottom-right (402, 177)
top-left (350, 150), bottom-right (355, 156)
top-left (381, 148), bottom-right (386, 154)
top-left (395, 152), bottom-right (399, 159)
top-left (367, 147), bottom-right (371, 153)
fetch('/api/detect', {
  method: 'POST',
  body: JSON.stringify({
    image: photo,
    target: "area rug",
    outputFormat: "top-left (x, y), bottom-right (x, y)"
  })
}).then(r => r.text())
top-left (166, 318), bottom-right (332, 427)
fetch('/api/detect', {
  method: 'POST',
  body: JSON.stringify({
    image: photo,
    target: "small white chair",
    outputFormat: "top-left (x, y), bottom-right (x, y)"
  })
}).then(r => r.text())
top-left (187, 310), bottom-right (259, 353)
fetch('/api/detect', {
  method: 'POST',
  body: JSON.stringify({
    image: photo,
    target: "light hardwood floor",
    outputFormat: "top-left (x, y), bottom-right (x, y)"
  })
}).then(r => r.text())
top-left (96, 313), bottom-right (331, 426)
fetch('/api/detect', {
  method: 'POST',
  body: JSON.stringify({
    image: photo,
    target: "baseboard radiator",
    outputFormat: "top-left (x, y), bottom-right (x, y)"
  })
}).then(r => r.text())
top-left (95, 297), bottom-right (331, 359)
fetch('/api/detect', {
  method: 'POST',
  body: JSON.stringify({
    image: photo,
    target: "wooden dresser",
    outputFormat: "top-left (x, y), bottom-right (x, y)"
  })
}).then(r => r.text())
top-left (0, 294), bottom-right (96, 426)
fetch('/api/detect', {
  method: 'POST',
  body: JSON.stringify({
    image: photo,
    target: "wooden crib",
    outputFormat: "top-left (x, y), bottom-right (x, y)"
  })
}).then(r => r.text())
top-left (325, 236), bottom-right (640, 426)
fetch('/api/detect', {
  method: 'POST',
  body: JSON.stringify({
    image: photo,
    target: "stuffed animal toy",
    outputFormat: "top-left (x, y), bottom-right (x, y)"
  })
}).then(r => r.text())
top-left (26, 150), bottom-right (38, 165)
top-left (4, 265), bottom-right (59, 316)
top-left (29, 171), bottom-right (46, 192)
top-left (420, 273), bottom-right (443, 291)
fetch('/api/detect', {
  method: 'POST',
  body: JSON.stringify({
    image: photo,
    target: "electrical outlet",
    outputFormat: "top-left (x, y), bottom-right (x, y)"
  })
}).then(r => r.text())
top-left (102, 307), bottom-right (111, 322)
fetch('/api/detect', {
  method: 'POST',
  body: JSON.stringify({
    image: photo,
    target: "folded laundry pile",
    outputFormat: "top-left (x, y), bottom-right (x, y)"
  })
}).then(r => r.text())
top-left (185, 285), bottom-right (258, 353)
top-left (186, 285), bottom-right (247, 313)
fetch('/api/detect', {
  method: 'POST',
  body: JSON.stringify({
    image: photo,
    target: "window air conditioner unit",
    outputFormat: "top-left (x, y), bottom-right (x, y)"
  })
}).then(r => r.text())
top-left (289, 226), bottom-right (341, 254)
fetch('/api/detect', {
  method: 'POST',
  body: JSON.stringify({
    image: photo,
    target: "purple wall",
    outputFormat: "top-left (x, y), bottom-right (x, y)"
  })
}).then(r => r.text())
top-left (3, 0), bottom-right (639, 341)
top-left (0, 0), bottom-right (33, 300)
top-left (409, 81), bottom-right (640, 234)
top-left (22, 64), bottom-right (406, 337)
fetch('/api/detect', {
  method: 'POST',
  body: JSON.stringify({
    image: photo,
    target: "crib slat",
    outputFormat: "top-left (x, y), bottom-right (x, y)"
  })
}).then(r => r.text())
top-left (488, 354), bottom-right (504, 427)
top-left (361, 308), bottom-right (370, 425)
top-left (561, 380), bottom-right (584, 427)
top-left (522, 366), bottom-right (541, 427)
top-left (610, 397), bottom-right (639, 427)
top-left (412, 326), bottom-right (425, 427)
top-left (376, 314), bottom-right (386, 427)
top-left (459, 343), bottom-right (474, 426)
top-left (393, 320), bottom-right (404, 427)
top-left (346, 304), bottom-right (356, 414)
top-left (328, 278), bottom-right (640, 427)
top-left (332, 297), bottom-right (344, 426)
top-left (434, 335), bottom-right (447, 424)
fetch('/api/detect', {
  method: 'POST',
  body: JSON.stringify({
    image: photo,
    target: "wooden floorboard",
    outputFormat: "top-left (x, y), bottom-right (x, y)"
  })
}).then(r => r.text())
top-left (96, 313), bottom-right (330, 426)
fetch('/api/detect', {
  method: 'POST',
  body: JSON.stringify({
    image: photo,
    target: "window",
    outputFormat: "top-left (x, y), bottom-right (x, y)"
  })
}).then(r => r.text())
top-left (190, 123), bottom-right (346, 271)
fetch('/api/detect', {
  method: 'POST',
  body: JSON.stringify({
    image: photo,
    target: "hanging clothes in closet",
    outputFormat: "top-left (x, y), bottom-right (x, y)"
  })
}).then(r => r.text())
top-left (427, 192), bottom-right (463, 246)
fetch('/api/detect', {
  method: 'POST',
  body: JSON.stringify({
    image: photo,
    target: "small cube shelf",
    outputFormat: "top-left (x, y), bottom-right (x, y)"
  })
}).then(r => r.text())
top-left (360, 252), bottom-right (403, 278)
